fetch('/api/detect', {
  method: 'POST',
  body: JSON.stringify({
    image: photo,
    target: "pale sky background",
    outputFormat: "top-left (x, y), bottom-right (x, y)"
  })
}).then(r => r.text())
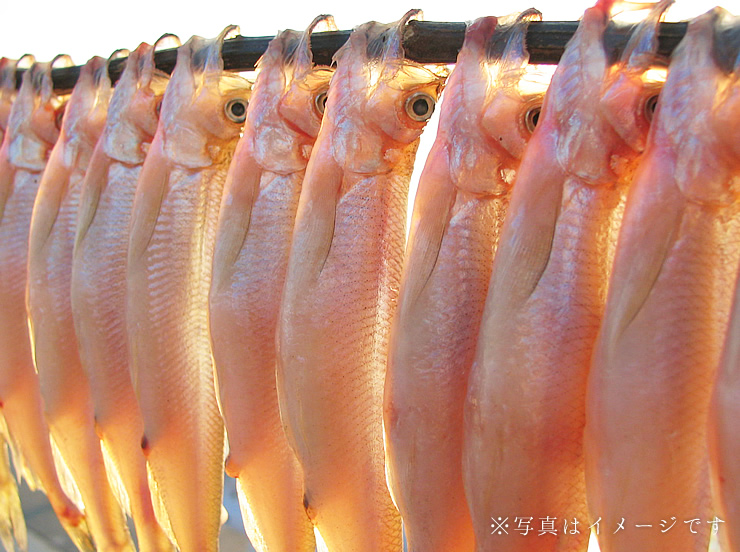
top-left (0, 0), bottom-right (736, 63)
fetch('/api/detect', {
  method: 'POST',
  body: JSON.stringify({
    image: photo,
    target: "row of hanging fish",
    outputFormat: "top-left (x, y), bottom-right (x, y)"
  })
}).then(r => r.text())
top-left (0, 0), bottom-right (739, 550)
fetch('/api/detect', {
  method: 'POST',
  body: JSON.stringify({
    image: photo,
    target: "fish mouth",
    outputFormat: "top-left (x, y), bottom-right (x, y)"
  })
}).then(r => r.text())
top-left (189, 25), bottom-right (240, 79)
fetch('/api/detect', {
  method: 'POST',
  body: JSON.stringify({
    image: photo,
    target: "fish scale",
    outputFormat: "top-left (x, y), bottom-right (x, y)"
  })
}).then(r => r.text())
top-left (462, 1), bottom-right (671, 550)
top-left (70, 41), bottom-right (176, 552)
top-left (275, 17), bottom-right (445, 544)
top-left (0, 59), bottom-right (92, 550)
top-left (383, 13), bottom-right (545, 546)
top-left (585, 9), bottom-right (740, 551)
top-left (26, 56), bottom-right (134, 552)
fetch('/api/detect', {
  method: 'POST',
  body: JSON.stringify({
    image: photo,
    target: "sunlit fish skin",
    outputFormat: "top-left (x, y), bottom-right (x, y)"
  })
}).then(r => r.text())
top-left (0, 433), bottom-right (25, 552)
top-left (710, 27), bottom-right (740, 552)
top-left (0, 59), bottom-right (94, 551)
top-left (209, 16), bottom-right (335, 552)
top-left (126, 27), bottom-right (251, 552)
top-left (462, 1), bottom-right (669, 550)
top-left (383, 12), bottom-right (543, 552)
top-left (276, 10), bottom-right (444, 551)
top-left (26, 56), bottom-right (133, 552)
top-left (71, 43), bottom-right (174, 552)
top-left (586, 8), bottom-right (740, 552)
top-left (0, 55), bottom-right (28, 552)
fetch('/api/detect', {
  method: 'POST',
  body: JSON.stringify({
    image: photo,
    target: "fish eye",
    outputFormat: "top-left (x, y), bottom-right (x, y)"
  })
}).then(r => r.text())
top-left (405, 92), bottom-right (435, 122)
top-left (225, 98), bottom-right (248, 124)
top-left (155, 98), bottom-right (163, 118)
top-left (524, 105), bottom-right (541, 133)
top-left (314, 90), bottom-right (328, 116)
top-left (644, 94), bottom-right (659, 122)
top-left (55, 104), bottom-right (66, 129)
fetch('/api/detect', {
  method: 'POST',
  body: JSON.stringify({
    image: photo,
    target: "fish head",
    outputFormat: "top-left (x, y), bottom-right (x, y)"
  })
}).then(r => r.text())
top-left (248, 16), bottom-right (336, 172)
top-left (443, 12), bottom-right (544, 196)
top-left (277, 15), bottom-right (336, 139)
top-left (6, 59), bottom-right (65, 171)
top-left (160, 26), bottom-right (252, 169)
top-left (103, 40), bottom-right (172, 164)
top-left (536, 1), bottom-right (616, 184)
top-left (716, 69), bottom-right (740, 163)
top-left (277, 66), bottom-right (333, 138)
top-left (57, 56), bottom-right (113, 168)
top-left (600, 69), bottom-right (662, 154)
top-left (599, 0), bottom-right (673, 155)
top-left (712, 16), bottom-right (740, 169)
top-left (0, 57), bottom-right (20, 136)
top-left (328, 11), bottom-right (446, 175)
top-left (653, 7), bottom-right (740, 205)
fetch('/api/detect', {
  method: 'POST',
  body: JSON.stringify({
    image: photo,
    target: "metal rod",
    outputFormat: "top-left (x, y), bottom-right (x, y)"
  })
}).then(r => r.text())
top-left (14, 20), bottom-right (691, 92)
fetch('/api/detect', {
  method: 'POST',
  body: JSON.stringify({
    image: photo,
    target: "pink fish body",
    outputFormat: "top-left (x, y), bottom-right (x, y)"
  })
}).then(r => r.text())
top-left (587, 8), bottom-right (740, 552)
top-left (277, 10), bottom-right (444, 551)
top-left (0, 55), bottom-right (29, 552)
top-left (71, 43), bottom-right (174, 552)
top-left (709, 22), bottom-right (740, 551)
top-left (209, 16), bottom-right (335, 552)
top-left (463, 1), bottom-right (669, 550)
top-left (26, 56), bottom-right (134, 551)
top-left (383, 12), bottom-right (543, 552)
top-left (126, 27), bottom-right (251, 552)
top-left (0, 58), bottom-right (92, 550)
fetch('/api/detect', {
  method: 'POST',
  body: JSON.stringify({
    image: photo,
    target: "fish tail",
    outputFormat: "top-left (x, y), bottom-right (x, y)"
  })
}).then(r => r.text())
top-left (146, 463), bottom-right (176, 546)
top-left (0, 442), bottom-right (27, 552)
top-left (59, 515), bottom-right (95, 552)
top-left (99, 442), bottom-right (131, 518)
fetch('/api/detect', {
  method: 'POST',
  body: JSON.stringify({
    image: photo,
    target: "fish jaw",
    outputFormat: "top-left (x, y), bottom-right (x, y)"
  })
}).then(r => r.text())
top-left (0, 58), bottom-right (18, 136)
top-left (248, 20), bottom-right (333, 175)
top-left (59, 57), bottom-right (111, 158)
top-left (6, 62), bottom-right (61, 171)
top-left (656, 8), bottom-right (740, 206)
top-left (102, 43), bottom-right (167, 165)
top-left (599, 0), bottom-right (672, 153)
top-left (445, 12), bottom-right (545, 197)
top-left (326, 15), bottom-right (444, 176)
top-left (539, 2), bottom-right (619, 185)
top-left (159, 29), bottom-right (251, 169)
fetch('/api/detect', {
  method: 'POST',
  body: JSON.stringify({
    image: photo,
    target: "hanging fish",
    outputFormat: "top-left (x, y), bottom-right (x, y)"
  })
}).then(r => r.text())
top-left (710, 32), bottom-right (740, 551)
top-left (383, 10), bottom-right (544, 552)
top-left (587, 7), bottom-right (740, 552)
top-left (462, 0), bottom-right (670, 550)
top-left (71, 41), bottom-right (174, 552)
top-left (276, 10), bottom-right (445, 551)
top-left (0, 57), bottom-right (93, 551)
top-left (26, 56), bottom-right (134, 551)
top-left (0, 55), bottom-right (28, 552)
top-left (126, 26), bottom-right (251, 552)
top-left (209, 15), bottom-right (335, 552)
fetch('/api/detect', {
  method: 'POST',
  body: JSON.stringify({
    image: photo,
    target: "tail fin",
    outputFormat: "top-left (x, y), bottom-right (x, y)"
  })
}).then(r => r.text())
top-left (0, 440), bottom-right (26, 552)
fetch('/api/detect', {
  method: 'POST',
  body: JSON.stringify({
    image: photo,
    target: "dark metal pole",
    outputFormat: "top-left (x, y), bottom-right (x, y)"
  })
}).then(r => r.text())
top-left (14, 20), bottom-right (691, 92)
